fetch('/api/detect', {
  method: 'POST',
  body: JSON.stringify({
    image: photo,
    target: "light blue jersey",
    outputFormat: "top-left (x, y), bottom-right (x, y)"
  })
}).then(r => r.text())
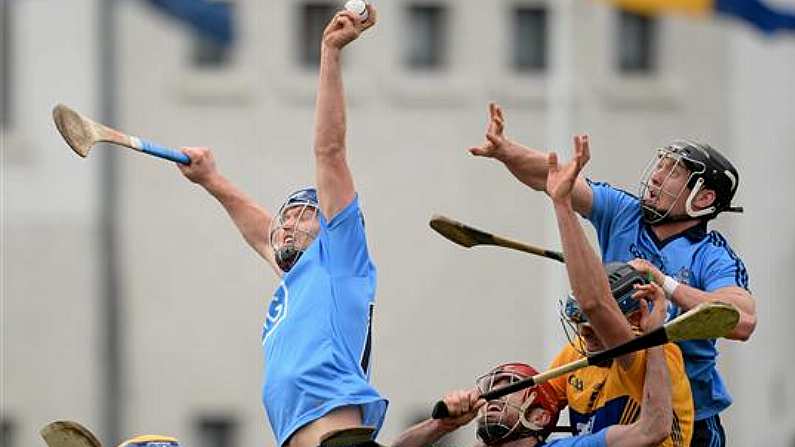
top-left (545, 428), bottom-right (608, 447)
top-left (261, 196), bottom-right (388, 446)
top-left (586, 180), bottom-right (749, 420)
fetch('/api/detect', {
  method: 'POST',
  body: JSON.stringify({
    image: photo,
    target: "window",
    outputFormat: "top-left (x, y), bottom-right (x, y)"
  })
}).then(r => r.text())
top-left (616, 10), bottom-right (657, 73)
top-left (196, 415), bottom-right (237, 447)
top-left (405, 4), bottom-right (448, 70)
top-left (1, 0), bottom-right (12, 130)
top-left (187, 0), bottom-right (236, 69)
top-left (1, 417), bottom-right (15, 447)
top-left (192, 34), bottom-right (232, 68)
top-left (298, 2), bottom-right (336, 68)
top-left (512, 7), bottom-right (547, 72)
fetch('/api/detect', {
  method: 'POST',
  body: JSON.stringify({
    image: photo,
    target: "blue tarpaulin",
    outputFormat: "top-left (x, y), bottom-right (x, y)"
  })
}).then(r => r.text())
top-left (145, 0), bottom-right (235, 46)
top-left (716, 0), bottom-right (795, 34)
top-left (605, 0), bottom-right (795, 34)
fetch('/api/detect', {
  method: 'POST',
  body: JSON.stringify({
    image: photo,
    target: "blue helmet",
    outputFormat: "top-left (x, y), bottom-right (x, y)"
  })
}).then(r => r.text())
top-left (282, 187), bottom-right (318, 209)
top-left (269, 187), bottom-right (320, 272)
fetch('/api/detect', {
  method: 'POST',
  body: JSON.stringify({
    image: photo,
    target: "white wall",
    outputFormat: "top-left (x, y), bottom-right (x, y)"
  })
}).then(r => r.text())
top-left (3, 1), bottom-right (101, 446)
top-left (721, 10), bottom-right (795, 445)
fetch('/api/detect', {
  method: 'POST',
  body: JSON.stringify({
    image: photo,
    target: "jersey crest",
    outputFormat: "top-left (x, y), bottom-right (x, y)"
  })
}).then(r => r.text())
top-left (568, 375), bottom-right (584, 392)
top-left (575, 415), bottom-right (595, 435)
top-left (628, 242), bottom-right (646, 261)
top-left (262, 281), bottom-right (289, 345)
top-left (673, 266), bottom-right (692, 286)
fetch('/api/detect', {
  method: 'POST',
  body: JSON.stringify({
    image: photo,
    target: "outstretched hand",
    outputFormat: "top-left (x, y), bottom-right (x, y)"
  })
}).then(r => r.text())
top-left (546, 134), bottom-right (590, 205)
top-left (469, 102), bottom-right (509, 160)
top-left (322, 4), bottom-right (377, 50)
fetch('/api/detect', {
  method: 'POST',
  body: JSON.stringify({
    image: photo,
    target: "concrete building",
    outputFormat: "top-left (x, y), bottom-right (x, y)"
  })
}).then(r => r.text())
top-left (3, 1), bottom-right (794, 446)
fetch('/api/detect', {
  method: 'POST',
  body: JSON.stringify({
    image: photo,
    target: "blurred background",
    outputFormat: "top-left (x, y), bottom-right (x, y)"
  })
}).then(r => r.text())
top-left (3, 0), bottom-right (795, 446)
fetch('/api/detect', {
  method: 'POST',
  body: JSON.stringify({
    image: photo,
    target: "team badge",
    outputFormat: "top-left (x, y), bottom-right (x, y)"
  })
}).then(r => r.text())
top-left (576, 416), bottom-right (595, 435)
top-left (568, 375), bottom-right (584, 392)
top-left (262, 281), bottom-right (289, 345)
top-left (628, 243), bottom-right (646, 261)
top-left (674, 267), bottom-right (692, 286)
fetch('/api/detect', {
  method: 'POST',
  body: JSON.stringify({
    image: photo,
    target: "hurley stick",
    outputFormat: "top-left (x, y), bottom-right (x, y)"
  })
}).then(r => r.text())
top-left (430, 214), bottom-right (564, 263)
top-left (432, 301), bottom-right (739, 418)
top-left (53, 104), bottom-right (190, 165)
top-left (41, 420), bottom-right (102, 447)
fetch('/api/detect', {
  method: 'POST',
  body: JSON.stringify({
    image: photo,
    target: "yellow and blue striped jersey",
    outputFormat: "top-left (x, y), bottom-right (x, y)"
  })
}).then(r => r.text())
top-left (548, 342), bottom-right (693, 447)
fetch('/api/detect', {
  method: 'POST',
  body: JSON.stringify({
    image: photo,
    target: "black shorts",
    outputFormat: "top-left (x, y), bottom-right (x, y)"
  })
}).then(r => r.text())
top-left (691, 414), bottom-right (726, 447)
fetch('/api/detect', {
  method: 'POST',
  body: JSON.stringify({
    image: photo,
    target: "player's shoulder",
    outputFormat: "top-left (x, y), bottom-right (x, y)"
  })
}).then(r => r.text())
top-left (662, 342), bottom-right (686, 369)
top-left (692, 229), bottom-right (746, 266)
top-left (586, 179), bottom-right (642, 225)
top-left (681, 228), bottom-right (750, 290)
top-left (702, 230), bottom-right (741, 254)
top-left (550, 342), bottom-right (584, 371)
top-left (559, 342), bottom-right (585, 360)
top-left (545, 428), bottom-right (608, 447)
top-left (324, 194), bottom-right (364, 228)
top-left (587, 179), bottom-right (640, 201)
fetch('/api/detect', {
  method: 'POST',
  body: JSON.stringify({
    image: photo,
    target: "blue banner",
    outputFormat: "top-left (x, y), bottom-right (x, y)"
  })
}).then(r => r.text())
top-left (145, 0), bottom-right (235, 46)
top-left (716, 0), bottom-right (795, 34)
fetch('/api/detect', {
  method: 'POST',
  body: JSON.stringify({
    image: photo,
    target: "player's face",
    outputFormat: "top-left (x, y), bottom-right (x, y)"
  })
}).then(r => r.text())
top-left (577, 322), bottom-right (604, 352)
top-left (273, 205), bottom-right (319, 250)
top-left (576, 308), bottom-right (645, 354)
top-left (478, 373), bottom-right (525, 427)
top-left (642, 153), bottom-right (692, 217)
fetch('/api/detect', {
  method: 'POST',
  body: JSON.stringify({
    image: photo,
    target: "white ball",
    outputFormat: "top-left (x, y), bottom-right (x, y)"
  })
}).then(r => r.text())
top-left (344, 0), bottom-right (369, 22)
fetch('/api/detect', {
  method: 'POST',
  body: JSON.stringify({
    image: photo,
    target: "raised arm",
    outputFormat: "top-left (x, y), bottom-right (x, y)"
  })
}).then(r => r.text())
top-left (605, 294), bottom-right (672, 447)
top-left (313, 5), bottom-right (376, 220)
top-left (546, 136), bottom-right (636, 368)
top-left (469, 103), bottom-right (593, 216)
top-left (392, 388), bottom-right (484, 447)
top-left (178, 147), bottom-right (280, 276)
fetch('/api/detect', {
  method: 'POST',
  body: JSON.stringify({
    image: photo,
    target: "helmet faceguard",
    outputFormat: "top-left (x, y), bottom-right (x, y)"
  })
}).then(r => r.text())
top-left (559, 263), bottom-right (648, 355)
top-left (639, 140), bottom-right (742, 225)
top-left (475, 363), bottom-right (560, 446)
top-left (117, 435), bottom-right (180, 447)
top-left (269, 188), bottom-right (320, 272)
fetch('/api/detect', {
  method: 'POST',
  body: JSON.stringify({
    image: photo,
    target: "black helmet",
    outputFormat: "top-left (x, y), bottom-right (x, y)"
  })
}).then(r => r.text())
top-left (639, 139), bottom-right (743, 223)
top-left (667, 140), bottom-right (742, 216)
top-left (563, 262), bottom-right (648, 324)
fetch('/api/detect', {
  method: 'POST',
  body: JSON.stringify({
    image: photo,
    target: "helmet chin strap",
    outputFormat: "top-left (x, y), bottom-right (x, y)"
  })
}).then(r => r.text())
top-left (684, 177), bottom-right (716, 218)
top-left (519, 393), bottom-right (544, 431)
